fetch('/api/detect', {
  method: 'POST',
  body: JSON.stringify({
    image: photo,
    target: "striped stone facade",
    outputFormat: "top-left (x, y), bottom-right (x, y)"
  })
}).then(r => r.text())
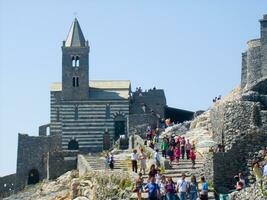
top-left (50, 82), bottom-right (130, 153)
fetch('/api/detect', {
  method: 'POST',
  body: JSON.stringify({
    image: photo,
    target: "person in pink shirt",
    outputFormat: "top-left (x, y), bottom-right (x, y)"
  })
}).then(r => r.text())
top-left (174, 145), bottom-right (181, 164)
top-left (189, 149), bottom-right (196, 169)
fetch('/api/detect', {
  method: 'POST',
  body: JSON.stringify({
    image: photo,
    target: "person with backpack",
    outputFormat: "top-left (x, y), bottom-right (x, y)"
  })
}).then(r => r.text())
top-left (167, 146), bottom-right (174, 168)
top-left (189, 149), bottom-right (196, 169)
top-left (188, 175), bottom-right (198, 200)
top-left (144, 176), bottom-right (160, 200)
top-left (176, 173), bottom-right (188, 200)
top-left (165, 177), bottom-right (176, 200)
top-left (199, 176), bottom-right (208, 200)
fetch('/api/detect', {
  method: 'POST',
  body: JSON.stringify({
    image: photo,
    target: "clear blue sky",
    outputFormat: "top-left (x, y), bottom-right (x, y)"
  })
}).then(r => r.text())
top-left (0, 0), bottom-right (266, 176)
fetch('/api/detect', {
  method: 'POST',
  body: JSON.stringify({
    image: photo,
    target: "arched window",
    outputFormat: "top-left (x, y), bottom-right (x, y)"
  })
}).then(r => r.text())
top-left (75, 56), bottom-right (80, 67)
top-left (72, 77), bottom-right (79, 87)
top-left (76, 77), bottom-right (79, 87)
top-left (68, 139), bottom-right (79, 150)
top-left (72, 56), bottom-right (76, 67)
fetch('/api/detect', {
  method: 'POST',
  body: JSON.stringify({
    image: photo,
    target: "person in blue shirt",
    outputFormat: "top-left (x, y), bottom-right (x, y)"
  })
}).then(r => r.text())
top-left (199, 176), bottom-right (208, 200)
top-left (145, 176), bottom-right (160, 200)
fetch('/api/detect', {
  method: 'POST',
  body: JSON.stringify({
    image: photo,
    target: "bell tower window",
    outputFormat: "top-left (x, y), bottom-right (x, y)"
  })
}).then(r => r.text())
top-left (72, 56), bottom-right (75, 67)
top-left (72, 56), bottom-right (80, 67)
top-left (76, 56), bottom-right (80, 67)
top-left (72, 77), bottom-right (79, 87)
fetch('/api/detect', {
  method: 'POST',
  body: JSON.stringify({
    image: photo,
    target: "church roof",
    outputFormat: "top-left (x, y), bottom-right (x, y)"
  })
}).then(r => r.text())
top-left (65, 18), bottom-right (86, 47)
top-left (51, 80), bottom-right (131, 100)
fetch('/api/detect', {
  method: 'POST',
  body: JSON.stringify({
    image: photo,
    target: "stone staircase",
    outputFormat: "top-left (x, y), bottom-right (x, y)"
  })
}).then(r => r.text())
top-left (83, 152), bottom-right (132, 171)
top-left (130, 158), bottom-right (216, 200)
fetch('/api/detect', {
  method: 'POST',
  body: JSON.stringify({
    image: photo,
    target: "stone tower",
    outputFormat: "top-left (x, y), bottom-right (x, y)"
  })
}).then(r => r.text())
top-left (241, 14), bottom-right (267, 93)
top-left (62, 18), bottom-right (90, 100)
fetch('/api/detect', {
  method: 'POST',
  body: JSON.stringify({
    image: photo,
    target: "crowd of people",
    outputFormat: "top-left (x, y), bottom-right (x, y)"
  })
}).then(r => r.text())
top-left (130, 124), bottom-right (209, 200)
top-left (133, 170), bottom-right (209, 200)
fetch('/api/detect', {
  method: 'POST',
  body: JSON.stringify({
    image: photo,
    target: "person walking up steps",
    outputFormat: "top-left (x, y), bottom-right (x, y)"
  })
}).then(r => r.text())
top-left (167, 146), bottom-right (174, 168)
top-left (174, 145), bottom-right (181, 164)
top-left (180, 137), bottom-right (186, 160)
top-left (185, 139), bottom-right (192, 160)
top-left (131, 149), bottom-right (138, 173)
top-left (188, 175), bottom-right (198, 200)
top-left (165, 177), bottom-right (176, 200)
top-left (159, 175), bottom-right (167, 200)
top-left (139, 148), bottom-right (147, 175)
top-left (154, 149), bottom-right (161, 168)
top-left (108, 153), bottom-right (114, 170)
top-left (189, 148), bottom-right (196, 169)
top-left (144, 176), bottom-right (160, 200)
top-left (133, 172), bottom-right (144, 200)
top-left (176, 173), bottom-right (188, 200)
top-left (161, 138), bottom-right (169, 158)
top-left (199, 176), bottom-right (208, 200)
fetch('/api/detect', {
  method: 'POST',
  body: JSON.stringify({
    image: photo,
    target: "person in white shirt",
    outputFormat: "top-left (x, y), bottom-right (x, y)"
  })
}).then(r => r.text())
top-left (131, 149), bottom-right (139, 173)
top-left (154, 149), bottom-right (161, 168)
top-left (176, 173), bottom-right (188, 200)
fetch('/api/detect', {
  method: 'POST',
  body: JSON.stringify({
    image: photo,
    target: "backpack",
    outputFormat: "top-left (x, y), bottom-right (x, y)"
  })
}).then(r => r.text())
top-left (167, 149), bottom-right (173, 156)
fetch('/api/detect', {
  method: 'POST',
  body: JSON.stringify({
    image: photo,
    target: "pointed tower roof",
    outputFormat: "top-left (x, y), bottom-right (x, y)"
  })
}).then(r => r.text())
top-left (65, 18), bottom-right (86, 47)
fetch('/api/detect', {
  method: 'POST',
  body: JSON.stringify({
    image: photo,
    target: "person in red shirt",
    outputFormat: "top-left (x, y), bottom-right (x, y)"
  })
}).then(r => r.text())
top-left (189, 149), bottom-right (196, 169)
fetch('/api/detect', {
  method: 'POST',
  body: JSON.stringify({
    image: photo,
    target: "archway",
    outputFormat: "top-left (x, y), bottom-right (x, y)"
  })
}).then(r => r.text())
top-left (28, 169), bottom-right (40, 185)
top-left (114, 114), bottom-right (126, 141)
top-left (68, 139), bottom-right (79, 150)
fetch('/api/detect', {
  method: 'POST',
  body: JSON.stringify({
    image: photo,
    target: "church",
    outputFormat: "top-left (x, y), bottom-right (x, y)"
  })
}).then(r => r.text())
top-left (5, 18), bottom-right (194, 193)
top-left (50, 18), bottom-right (131, 152)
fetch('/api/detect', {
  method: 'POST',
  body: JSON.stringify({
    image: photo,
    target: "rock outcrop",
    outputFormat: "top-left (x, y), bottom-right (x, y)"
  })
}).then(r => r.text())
top-left (4, 170), bottom-right (133, 200)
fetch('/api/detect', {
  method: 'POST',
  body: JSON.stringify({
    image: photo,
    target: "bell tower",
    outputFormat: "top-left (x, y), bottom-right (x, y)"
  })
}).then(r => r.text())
top-left (62, 18), bottom-right (90, 100)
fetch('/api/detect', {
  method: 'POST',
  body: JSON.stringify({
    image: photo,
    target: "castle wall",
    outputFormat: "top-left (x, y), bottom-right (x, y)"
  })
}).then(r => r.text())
top-left (15, 134), bottom-right (61, 191)
top-left (210, 100), bottom-right (259, 150)
top-left (131, 89), bottom-right (166, 118)
top-left (129, 113), bottom-right (159, 135)
top-left (241, 15), bottom-right (267, 94)
top-left (246, 39), bottom-right (262, 90)
top-left (206, 99), bottom-right (267, 191)
top-left (260, 14), bottom-right (267, 79)
top-left (241, 52), bottom-right (247, 90)
top-left (0, 174), bottom-right (16, 198)
top-left (48, 151), bottom-right (77, 180)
